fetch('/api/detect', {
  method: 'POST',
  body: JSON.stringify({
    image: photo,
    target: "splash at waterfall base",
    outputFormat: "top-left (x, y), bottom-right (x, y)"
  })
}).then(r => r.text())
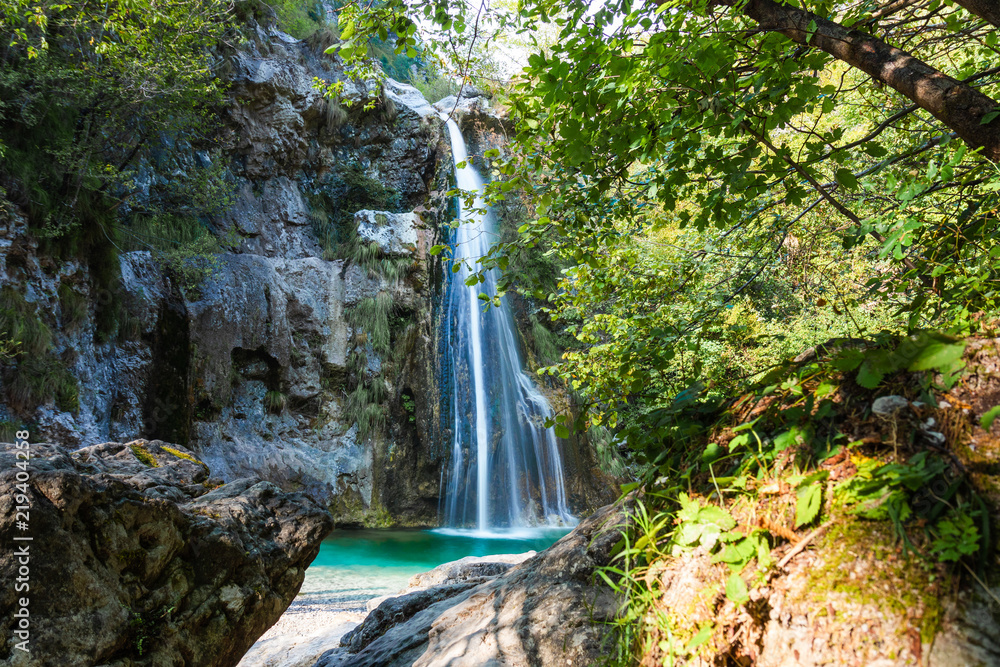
top-left (437, 115), bottom-right (578, 532)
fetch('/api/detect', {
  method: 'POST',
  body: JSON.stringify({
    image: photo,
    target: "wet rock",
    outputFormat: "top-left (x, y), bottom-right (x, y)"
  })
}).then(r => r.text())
top-left (404, 552), bottom-right (535, 592)
top-left (0, 440), bottom-right (332, 667)
top-left (363, 552), bottom-right (536, 614)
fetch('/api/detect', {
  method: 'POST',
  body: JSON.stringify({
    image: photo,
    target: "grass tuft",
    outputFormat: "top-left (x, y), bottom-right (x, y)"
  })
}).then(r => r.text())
top-left (346, 292), bottom-right (396, 356)
top-left (264, 390), bottom-right (287, 414)
top-left (58, 283), bottom-right (88, 332)
top-left (322, 98), bottom-right (349, 132)
top-left (0, 287), bottom-right (52, 358)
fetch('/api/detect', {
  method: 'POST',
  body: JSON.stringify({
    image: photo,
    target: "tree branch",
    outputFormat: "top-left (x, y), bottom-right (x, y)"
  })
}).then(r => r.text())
top-left (711, 0), bottom-right (1000, 160)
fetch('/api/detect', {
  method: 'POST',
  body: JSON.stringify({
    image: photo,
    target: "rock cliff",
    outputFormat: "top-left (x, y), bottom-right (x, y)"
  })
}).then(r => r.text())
top-left (0, 21), bottom-right (452, 526)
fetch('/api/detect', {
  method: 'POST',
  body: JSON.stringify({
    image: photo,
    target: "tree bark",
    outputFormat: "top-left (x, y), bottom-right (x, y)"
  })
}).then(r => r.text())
top-left (951, 0), bottom-right (1000, 29)
top-left (714, 0), bottom-right (1000, 160)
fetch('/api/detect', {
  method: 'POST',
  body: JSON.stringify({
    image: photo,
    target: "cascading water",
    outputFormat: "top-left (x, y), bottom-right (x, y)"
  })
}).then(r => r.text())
top-left (439, 117), bottom-right (576, 533)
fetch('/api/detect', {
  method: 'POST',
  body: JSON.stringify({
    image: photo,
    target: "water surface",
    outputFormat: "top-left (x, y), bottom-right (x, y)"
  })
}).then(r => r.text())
top-left (300, 527), bottom-right (570, 612)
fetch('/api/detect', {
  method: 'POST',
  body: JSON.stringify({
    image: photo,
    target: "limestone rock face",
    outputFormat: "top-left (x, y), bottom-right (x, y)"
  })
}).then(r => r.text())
top-left (312, 502), bottom-right (628, 667)
top-left (354, 210), bottom-right (419, 258)
top-left (0, 19), bottom-right (454, 527)
top-left (0, 440), bottom-right (332, 667)
top-left (433, 87), bottom-right (510, 153)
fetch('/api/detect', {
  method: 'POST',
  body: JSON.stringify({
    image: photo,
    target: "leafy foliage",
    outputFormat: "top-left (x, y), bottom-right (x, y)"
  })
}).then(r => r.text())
top-left (0, 0), bottom-right (240, 317)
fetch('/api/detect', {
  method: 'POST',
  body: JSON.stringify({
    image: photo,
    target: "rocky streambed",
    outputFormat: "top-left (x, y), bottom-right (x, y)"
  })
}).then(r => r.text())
top-left (240, 501), bottom-right (629, 667)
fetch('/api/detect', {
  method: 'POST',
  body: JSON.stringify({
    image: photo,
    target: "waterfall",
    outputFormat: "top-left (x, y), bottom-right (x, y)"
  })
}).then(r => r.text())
top-left (440, 117), bottom-right (576, 533)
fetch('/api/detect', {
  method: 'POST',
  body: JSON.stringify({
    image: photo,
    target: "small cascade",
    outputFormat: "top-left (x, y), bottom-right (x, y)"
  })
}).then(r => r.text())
top-left (439, 117), bottom-right (576, 533)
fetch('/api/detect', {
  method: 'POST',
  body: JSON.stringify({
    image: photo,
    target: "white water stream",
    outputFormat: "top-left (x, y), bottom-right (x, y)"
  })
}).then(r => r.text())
top-left (440, 118), bottom-right (576, 533)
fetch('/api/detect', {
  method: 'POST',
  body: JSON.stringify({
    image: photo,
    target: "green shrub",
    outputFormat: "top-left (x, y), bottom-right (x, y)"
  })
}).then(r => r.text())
top-left (409, 67), bottom-right (459, 104)
top-left (0, 287), bottom-right (53, 358)
top-left (402, 391), bottom-right (416, 423)
top-left (6, 356), bottom-right (79, 414)
top-left (0, 420), bottom-right (25, 443)
top-left (589, 425), bottom-right (630, 479)
top-left (121, 213), bottom-right (224, 298)
top-left (268, 0), bottom-right (326, 39)
top-left (0, 287), bottom-right (79, 414)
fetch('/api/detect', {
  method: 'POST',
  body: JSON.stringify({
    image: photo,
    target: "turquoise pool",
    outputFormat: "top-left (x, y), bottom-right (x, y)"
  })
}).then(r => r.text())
top-left (299, 527), bottom-right (571, 612)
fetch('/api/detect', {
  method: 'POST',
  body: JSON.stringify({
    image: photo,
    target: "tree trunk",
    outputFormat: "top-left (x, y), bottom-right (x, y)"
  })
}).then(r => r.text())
top-left (714, 0), bottom-right (1000, 161)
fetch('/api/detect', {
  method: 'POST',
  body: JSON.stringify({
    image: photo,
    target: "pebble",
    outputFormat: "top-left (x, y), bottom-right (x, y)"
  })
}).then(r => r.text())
top-left (872, 395), bottom-right (909, 416)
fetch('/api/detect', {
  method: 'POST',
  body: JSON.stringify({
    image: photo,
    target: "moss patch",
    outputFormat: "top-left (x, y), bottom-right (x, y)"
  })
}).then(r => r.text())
top-left (162, 446), bottom-right (208, 469)
top-left (130, 442), bottom-right (160, 468)
top-left (799, 515), bottom-right (948, 645)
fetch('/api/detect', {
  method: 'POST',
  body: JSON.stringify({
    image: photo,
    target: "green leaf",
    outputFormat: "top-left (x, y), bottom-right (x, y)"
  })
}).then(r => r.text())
top-left (856, 358), bottom-right (885, 389)
top-left (685, 624), bottom-right (714, 652)
top-left (554, 423), bottom-right (570, 439)
top-left (677, 493), bottom-right (700, 522)
top-left (907, 341), bottom-right (966, 371)
top-left (676, 522), bottom-right (704, 546)
top-left (714, 537), bottom-right (757, 566)
top-left (774, 427), bottom-right (804, 452)
top-left (725, 572), bottom-right (749, 604)
top-left (835, 168), bottom-right (859, 190)
top-left (796, 482), bottom-right (822, 528)
top-left (981, 406), bottom-right (1000, 431)
top-left (698, 506), bottom-right (736, 530)
top-left (832, 348), bottom-right (864, 372)
top-left (863, 143), bottom-right (888, 158)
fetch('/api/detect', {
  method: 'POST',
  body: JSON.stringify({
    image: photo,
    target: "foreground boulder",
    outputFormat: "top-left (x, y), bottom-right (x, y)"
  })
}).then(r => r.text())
top-left (313, 502), bottom-right (629, 667)
top-left (237, 553), bottom-right (536, 667)
top-left (0, 440), bottom-right (333, 666)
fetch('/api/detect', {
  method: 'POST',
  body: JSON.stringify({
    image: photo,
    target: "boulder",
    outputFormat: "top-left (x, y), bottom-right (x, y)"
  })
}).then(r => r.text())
top-left (354, 210), bottom-right (419, 258)
top-left (312, 502), bottom-right (628, 666)
top-left (0, 440), bottom-right (332, 666)
top-left (239, 553), bottom-right (536, 667)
